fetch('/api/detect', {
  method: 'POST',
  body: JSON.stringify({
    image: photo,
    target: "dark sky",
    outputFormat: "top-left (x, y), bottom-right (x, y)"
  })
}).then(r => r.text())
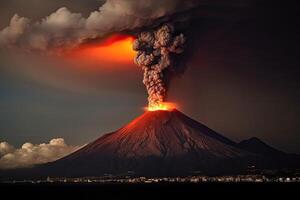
top-left (0, 0), bottom-right (299, 153)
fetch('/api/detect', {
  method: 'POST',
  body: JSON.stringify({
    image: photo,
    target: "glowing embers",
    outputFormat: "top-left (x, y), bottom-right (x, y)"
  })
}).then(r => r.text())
top-left (146, 102), bottom-right (177, 111)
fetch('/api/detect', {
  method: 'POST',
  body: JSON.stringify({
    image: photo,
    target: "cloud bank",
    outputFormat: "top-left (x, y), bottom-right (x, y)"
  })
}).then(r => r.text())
top-left (0, 0), bottom-right (200, 51)
top-left (0, 138), bottom-right (80, 169)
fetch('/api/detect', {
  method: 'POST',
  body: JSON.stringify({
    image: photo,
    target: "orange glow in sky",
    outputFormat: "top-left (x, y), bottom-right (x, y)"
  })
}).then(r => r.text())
top-left (66, 34), bottom-right (136, 64)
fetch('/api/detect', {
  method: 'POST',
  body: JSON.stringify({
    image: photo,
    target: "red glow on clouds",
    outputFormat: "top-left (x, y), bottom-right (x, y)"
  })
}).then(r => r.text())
top-left (65, 34), bottom-right (136, 65)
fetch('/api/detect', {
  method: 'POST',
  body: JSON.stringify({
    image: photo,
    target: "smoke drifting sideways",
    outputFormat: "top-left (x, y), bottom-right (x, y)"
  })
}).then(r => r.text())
top-left (0, 0), bottom-right (200, 52)
top-left (133, 24), bottom-right (186, 110)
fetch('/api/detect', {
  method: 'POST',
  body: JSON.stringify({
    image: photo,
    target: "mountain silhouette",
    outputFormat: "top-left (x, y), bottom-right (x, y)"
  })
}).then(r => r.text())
top-left (238, 137), bottom-right (285, 156)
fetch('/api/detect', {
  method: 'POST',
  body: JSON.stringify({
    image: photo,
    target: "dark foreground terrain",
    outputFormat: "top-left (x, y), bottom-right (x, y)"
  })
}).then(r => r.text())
top-left (1, 182), bottom-right (299, 199)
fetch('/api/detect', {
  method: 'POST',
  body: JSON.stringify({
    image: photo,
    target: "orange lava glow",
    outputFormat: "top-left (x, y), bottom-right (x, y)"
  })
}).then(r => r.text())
top-left (146, 102), bottom-right (178, 112)
top-left (66, 34), bottom-right (136, 64)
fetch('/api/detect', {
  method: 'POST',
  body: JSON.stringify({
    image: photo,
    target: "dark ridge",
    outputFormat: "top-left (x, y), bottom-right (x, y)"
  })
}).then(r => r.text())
top-left (238, 137), bottom-right (285, 156)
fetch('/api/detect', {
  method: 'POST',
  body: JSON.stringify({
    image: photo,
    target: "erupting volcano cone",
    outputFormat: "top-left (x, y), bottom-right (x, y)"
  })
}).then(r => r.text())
top-left (2, 109), bottom-right (300, 180)
top-left (34, 109), bottom-right (255, 177)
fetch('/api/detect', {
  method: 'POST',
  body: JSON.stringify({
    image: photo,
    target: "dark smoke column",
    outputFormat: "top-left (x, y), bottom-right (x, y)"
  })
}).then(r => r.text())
top-left (133, 24), bottom-right (186, 109)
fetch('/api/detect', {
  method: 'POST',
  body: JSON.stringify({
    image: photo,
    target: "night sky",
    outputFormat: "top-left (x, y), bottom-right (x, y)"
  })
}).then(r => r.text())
top-left (0, 0), bottom-right (299, 154)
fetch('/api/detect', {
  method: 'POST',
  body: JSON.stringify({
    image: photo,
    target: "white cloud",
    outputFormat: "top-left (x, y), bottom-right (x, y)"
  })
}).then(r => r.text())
top-left (0, 14), bottom-right (30, 45)
top-left (0, 142), bottom-right (15, 156)
top-left (0, 138), bottom-right (81, 169)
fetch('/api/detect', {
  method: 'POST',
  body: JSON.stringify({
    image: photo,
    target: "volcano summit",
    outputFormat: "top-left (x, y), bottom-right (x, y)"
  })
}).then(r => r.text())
top-left (2, 109), bottom-right (300, 179)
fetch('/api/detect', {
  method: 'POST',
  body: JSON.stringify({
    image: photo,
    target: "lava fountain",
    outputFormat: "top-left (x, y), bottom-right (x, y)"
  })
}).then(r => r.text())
top-left (146, 102), bottom-right (178, 111)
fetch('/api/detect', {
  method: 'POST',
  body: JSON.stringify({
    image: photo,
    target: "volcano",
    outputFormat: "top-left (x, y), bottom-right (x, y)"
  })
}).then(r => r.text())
top-left (32, 109), bottom-right (255, 177)
top-left (2, 109), bottom-right (299, 179)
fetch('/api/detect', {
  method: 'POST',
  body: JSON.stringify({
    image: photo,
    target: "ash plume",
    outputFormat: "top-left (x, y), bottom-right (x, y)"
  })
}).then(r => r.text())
top-left (133, 24), bottom-right (186, 108)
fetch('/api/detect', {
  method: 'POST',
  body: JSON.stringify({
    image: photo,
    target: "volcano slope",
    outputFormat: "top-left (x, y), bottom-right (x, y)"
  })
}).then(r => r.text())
top-left (2, 109), bottom-right (299, 179)
top-left (34, 109), bottom-right (254, 177)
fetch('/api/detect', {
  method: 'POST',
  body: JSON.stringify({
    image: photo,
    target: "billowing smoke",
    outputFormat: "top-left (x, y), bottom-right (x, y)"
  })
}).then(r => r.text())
top-left (0, 0), bottom-right (199, 51)
top-left (133, 24), bottom-right (186, 108)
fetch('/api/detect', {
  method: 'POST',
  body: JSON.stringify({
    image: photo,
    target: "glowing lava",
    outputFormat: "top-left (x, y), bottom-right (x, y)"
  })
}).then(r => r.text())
top-left (146, 102), bottom-right (178, 112)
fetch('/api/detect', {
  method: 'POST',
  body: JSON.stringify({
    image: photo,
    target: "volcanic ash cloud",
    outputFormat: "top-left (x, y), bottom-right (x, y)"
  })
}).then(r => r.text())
top-left (133, 24), bottom-right (186, 109)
